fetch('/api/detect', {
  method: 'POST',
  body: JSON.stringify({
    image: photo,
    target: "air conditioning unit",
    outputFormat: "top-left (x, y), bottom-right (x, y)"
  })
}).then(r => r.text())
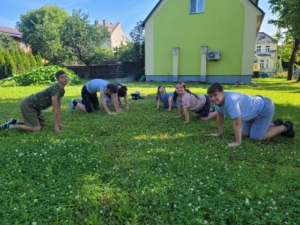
top-left (207, 50), bottom-right (221, 61)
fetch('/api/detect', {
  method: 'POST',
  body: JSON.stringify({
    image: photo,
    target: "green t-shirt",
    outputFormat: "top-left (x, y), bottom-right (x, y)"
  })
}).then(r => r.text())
top-left (25, 84), bottom-right (65, 110)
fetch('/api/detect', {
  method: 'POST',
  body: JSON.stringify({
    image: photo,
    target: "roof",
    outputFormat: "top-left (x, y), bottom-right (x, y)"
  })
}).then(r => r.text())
top-left (0, 26), bottom-right (22, 38)
top-left (106, 23), bottom-right (119, 33)
top-left (142, 0), bottom-right (264, 27)
top-left (256, 32), bottom-right (273, 44)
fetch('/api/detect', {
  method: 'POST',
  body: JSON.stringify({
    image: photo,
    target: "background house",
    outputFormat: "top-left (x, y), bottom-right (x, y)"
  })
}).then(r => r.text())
top-left (0, 25), bottom-right (31, 52)
top-left (254, 31), bottom-right (277, 73)
top-left (142, 0), bottom-right (264, 84)
top-left (102, 20), bottom-right (130, 48)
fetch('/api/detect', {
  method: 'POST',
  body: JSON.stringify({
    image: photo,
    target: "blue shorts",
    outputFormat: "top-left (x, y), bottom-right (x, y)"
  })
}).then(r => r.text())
top-left (242, 97), bottom-right (274, 139)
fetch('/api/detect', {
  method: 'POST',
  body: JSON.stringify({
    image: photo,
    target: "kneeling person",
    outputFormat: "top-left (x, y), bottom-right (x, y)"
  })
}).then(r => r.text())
top-left (70, 79), bottom-right (119, 114)
top-left (0, 70), bottom-right (68, 132)
top-left (207, 82), bottom-right (295, 147)
top-left (104, 82), bottom-right (129, 109)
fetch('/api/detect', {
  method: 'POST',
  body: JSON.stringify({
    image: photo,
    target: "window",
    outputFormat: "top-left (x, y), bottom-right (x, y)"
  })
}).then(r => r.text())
top-left (266, 60), bottom-right (269, 68)
top-left (265, 46), bottom-right (270, 52)
top-left (190, 0), bottom-right (204, 13)
top-left (22, 42), bottom-right (27, 50)
top-left (256, 46), bottom-right (261, 53)
top-left (260, 60), bottom-right (264, 69)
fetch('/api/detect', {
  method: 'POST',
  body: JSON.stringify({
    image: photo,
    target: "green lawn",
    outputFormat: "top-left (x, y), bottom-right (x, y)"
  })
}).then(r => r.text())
top-left (0, 78), bottom-right (299, 225)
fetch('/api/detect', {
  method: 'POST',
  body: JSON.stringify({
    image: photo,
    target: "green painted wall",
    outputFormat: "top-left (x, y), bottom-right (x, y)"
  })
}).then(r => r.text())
top-left (153, 0), bottom-right (246, 76)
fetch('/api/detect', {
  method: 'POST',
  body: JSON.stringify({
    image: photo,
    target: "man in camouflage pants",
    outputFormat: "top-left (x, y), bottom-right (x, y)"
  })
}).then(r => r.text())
top-left (0, 70), bottom-right (68, 132)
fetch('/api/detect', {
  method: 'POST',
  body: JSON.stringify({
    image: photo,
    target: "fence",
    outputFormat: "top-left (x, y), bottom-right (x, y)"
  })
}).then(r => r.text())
top-left (66, 62), bottom-right (137, 79)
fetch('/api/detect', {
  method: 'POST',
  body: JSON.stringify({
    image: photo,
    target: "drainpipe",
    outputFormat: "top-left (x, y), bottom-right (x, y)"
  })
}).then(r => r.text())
top-left (201, 46), bottom-right (208, 82)
top-left (173, 47), bottom-right (179, 82)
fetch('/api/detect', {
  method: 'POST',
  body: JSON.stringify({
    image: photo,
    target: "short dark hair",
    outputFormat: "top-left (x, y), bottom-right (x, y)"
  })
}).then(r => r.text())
top-left (55, 70), bottom-right (66, 79)
top-left (118, 86), bottom-right (127, 97)
top-left (107, 83), bottom-right (118, 93)
top-left (207, 82), bottom-right (224, 95)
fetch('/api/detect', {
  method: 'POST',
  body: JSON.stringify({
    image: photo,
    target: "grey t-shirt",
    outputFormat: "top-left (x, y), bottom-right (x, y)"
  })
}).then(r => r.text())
top-left (85, 79), bottom-right (108, 94)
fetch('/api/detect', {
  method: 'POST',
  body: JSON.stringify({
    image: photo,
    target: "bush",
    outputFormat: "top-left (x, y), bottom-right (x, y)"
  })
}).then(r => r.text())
top-left (1, 50), bottom-right (16, 78)
top-left (11, 51), bottom-right (25, 75)
top-left (1, 65), bottom-right (81, 86)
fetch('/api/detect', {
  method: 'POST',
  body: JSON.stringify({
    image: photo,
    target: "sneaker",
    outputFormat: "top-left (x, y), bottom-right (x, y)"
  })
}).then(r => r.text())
top-left (9, 118), bottom-right (18, 125)
top-left (0, 119), bottom-right (12, 130)
top-left (283, 120), bottom-right (295, 138)
top-left (273, 118), bottom-right (283, 126)
top-left (69, 99), bottom-right (75, 111)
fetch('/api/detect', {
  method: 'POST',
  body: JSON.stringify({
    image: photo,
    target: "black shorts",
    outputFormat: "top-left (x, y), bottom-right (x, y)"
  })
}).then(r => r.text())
top-left (196, 95), bottom-right (211, 118)
top-left (81, 85), bottom-right (100, 113)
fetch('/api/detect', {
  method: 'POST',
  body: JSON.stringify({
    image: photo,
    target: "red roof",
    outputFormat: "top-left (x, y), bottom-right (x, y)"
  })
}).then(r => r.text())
top-left (0, 26), bottom-right (22, 38)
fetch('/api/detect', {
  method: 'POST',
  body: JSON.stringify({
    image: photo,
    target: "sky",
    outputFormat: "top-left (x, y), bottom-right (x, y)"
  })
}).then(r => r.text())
top-left (0, 0), bottom-right (278, 40)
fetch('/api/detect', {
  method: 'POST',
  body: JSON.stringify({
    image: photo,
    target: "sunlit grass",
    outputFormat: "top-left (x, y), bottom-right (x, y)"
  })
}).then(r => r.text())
top-left (0, 78), bottom-right (300, 224)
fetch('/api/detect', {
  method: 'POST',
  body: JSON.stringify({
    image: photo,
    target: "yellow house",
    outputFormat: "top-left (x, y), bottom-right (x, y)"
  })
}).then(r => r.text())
top-left (102, 20), bottom-right (130, 48)
top-left (142, 0), bottom-right (264, 84)
top-left (254, 32), bottom-right (277, 73)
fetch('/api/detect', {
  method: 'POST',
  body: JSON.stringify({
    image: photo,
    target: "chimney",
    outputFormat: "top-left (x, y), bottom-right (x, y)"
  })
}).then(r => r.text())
top-left (95, 20), bottom-right (99, 28)
top-left (103, 20), bottom-right (107, 27)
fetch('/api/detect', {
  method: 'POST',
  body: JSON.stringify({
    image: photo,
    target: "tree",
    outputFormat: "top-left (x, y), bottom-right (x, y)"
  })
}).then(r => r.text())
top-left (11, 50), bottom-right (25, 75)
top-left (0, 33), bottom-right (19, 51)
top-left (93, 46), bottom-right (114, 65)
top-left (129, 21), bottom-right (145, 79)
top-left (268, 0), bottom-right (300, 80)
top-left (1, 50), bottom-right (16, 77)
top-left (60, 9), bottom-right (110, 78)
top-left (16, 5), bottom-right (69, 65)
top-left (114, 42), bottom-right (135, 62)
top-left (28, 52), bottom-right (37, 69)
top-left (19, 50), bottom-right (30, 72)
top-left (35, 54), bottom-right (44, 67)
top-left (0, 51), bottom-right (6, 78)
top-left (273, 31), bottom-right (300, 72)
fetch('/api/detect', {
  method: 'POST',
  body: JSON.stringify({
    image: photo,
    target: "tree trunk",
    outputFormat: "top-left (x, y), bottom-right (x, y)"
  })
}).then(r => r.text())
top-left (84, 63), bottom-right (91, 79)
top-left (288, 38), bottom-right (300, 80)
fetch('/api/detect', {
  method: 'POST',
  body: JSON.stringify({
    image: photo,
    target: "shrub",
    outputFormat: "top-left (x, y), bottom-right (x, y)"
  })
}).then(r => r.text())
top-left (0, 52), bottom-right (6, 78)
top-left (11, 50), bottom-right (25, 75)
top-left (35, 54), bottom-right (44, 67)
top-left (28, 52), bottom-right (37, 69)
top-left (1, 65), bottom-right (81, 86)
top-left (19, 50), bottom-right (30, 72)
top-left (1, 50), bottom-right (16, 77)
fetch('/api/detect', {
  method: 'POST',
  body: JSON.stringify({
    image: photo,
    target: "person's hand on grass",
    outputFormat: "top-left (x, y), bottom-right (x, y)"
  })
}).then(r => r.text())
top-left (55, 126), bottom-right (62, 133)
top-left (228, 142), bottom-right (241, 147)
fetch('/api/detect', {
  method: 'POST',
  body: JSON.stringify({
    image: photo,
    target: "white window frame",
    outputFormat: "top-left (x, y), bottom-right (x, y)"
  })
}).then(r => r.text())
top-left (190, 0), bottom-right (204, 14)
top-left (260, 60), bottom-right (264, 69)
top-left (265, 46), bottom-right (270, 52)
top-left (256, 46), bottom-right (261, 53)
top-left (266, 59), bottom-right (269, 68)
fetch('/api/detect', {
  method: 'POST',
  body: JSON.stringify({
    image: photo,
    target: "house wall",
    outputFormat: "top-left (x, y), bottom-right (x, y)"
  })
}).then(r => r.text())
top-left (240, 0), bottom-right (262, 76)
top-left (255, 42), bottom-right (277, 72)
top-left (110, 25), bottom-right (127, 48)
top-left (144, 0), bottom-right (262, 83)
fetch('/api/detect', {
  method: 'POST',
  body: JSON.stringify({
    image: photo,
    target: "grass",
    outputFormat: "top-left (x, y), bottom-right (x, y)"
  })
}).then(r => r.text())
top-left (0, 78), bottom-right (300, 225)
